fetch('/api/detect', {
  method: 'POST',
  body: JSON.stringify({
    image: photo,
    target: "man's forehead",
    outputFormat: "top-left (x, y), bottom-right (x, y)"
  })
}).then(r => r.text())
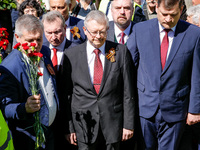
top-left (50, 0), bottom-right (65, 5)
top-left (158, 5), bottom-right (179, 14)
top-left (112, 0), bottom-right (132, 6)
top-left (22, 30), bottom-right (42, 37)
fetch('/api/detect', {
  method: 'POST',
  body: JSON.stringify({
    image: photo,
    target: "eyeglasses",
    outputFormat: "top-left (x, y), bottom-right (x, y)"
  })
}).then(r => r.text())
top-left (24, 8), bottom-right (36, 14)
top-left (85, 27), bottom-right (107, 37)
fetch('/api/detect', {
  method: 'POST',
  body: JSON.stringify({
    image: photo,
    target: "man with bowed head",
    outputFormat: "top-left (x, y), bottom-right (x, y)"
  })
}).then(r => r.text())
top-left (0, 15), bottom-right (59, 150)
top-left (62, 10), bottom-right (136, 150)
top-left (127, 0), bottom-right (200, 149)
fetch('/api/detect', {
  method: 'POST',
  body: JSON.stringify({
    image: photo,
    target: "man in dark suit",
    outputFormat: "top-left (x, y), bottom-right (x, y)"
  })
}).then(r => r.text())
top-left (44, 0), bottom-right (86, 44)
top-left (42, 11), bottom-right (75, 75)
top-left (127, 0), bottom-right (200, 149)
top-left (42, 10), bottom-right (77, 150)
top-left (107, 0), bottom-right (135, 45)
top-left (0, 15), bottom-right (59, 150)
top-left (62, 10), bottom-right (136, 150)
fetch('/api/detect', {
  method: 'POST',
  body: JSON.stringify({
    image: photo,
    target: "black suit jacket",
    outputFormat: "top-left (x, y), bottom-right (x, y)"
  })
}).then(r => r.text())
top-left (62, 40), bottom-right (136, 144)
top-left (107, 21), bottom-right (135, 43)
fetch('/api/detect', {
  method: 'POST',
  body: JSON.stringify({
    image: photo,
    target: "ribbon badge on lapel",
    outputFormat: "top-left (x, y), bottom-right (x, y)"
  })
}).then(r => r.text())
top-left (106, 48), bottom-right (116, 62)
top-left (70, 26), bottom-right (81, 39)
top-left (47, 64), bottom-right (56, 76)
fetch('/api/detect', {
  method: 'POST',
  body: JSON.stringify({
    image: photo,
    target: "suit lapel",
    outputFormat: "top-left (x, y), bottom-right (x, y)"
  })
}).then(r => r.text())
top-left (19, 51), bottom-right (32, 95)
top-left (43, 55), bottom-right (60, 107)
top-left (129, 21), bottom-right (135, 36)
top-left (162, 20), bottom-right (186, 74)
top-left (148, 19), bottom-right (162, 74)
top-left (98, 41), bottom-right (112, 95)
top-left (80, 42), bottom-right (97, 93)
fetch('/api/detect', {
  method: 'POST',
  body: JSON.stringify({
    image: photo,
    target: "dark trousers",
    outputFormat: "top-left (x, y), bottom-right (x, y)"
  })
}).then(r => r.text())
top-left (140, 108), bottom-right (185, 150)
top-left (13, 126), bottom-right (54, 150)
top-left (77, 127), bottom-right (120, 150)
top-left (178, 123), bottom-right (200, 150)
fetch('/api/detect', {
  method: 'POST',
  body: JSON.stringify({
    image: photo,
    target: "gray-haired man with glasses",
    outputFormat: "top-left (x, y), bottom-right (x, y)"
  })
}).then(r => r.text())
top-left (61, 10), bottom-right (136, 150)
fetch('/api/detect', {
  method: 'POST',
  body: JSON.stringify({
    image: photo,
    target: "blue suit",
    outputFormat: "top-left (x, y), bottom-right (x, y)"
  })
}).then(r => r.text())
top-left (127, 18), bottom-right (200, 149)
top-left (0, 46), bottom-right (59, 150)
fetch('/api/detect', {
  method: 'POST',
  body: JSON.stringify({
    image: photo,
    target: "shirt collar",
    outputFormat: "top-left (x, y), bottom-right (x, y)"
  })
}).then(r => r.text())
top-left (158, 21), bottom-right (176, 33)
top-left (114, 22), bottom-right (132, 37)
top-left (50, 38), bottom-right (66, 51)
top-left (87, 40), bottom-right (106, 55)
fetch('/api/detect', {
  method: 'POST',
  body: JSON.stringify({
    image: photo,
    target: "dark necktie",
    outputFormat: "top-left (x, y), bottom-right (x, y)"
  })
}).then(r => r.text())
top-left (161, 29), bottom-right (171, 70)
top-left (52, 48), bottom-right (57, 72)
top-left (93, 49), bottom-right (103, 94)
top-left (119, 32), bottom-right (125, 44)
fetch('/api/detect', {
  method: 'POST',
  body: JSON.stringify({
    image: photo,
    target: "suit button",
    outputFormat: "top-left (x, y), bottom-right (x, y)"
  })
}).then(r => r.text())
top-left (159, 92), bottom-right (163, 95)
top-left (161, 78), bottom-right (164, 81)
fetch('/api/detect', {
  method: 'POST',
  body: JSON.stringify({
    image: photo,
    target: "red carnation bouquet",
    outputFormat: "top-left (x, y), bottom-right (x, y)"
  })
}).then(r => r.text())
top-left (0, 28), bottom-right (9, 63)
top-left (14, 42), bottom-right (45, 150)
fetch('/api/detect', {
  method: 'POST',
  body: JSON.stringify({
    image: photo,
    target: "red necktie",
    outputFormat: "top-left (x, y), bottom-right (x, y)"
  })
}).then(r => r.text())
top-left (119, 32), bottom-right (125, 44)
top-left (52, 48), bottom-right (58, 72)
top-left (93, 49), bottom-right (103, 94)
top-left (161, 29), bottom-right (171, 70)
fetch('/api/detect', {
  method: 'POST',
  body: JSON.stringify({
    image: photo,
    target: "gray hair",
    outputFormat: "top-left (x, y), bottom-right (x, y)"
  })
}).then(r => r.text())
top-left (49, 0), bottom-right (70, 6)
top-left (187, 4), bottom-right (200, 24)
top-left (15, 15), bottom-right (43, 37)
top-left (84, 10), bottom-right (109, 29)
top-left (184, 0), bottom-right (193, 9)
top-left (42, 11), bottom-right (65, 28)
top-left (65, 0), bottom-right (70, 5)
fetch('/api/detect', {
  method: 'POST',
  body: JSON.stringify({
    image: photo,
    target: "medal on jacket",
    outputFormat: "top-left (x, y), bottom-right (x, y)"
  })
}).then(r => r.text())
top-left (47, 64), bottom-right (56, 76)
top-left (106, 48), bottom-right (116, 62)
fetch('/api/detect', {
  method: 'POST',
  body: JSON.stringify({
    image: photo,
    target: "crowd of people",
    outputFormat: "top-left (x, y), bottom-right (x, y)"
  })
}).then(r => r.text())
top-left (0, 0), bottom-right (200, 150)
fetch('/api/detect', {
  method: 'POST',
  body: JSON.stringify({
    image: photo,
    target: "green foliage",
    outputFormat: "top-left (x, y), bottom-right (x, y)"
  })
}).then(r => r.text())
top-left (0, 0), bottom-right (17, 10)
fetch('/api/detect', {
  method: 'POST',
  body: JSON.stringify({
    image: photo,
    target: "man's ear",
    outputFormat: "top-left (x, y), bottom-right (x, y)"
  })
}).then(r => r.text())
top-left (68, 3), bottom-right (72, 11)
top-left (156, 3), bottom-right (158, 13)
top-left (15, 33), bottom-right (21, 43)
top-left (83, 26), bottom-right (87, 35)
top-left (180, 5), bottom-right (184, 15)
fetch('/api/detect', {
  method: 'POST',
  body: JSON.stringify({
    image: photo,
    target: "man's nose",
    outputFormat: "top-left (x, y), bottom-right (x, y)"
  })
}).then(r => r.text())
top-left (119, 8), bottom-right (125, 14)
top-left (165, 15), bottom-right (172, 22)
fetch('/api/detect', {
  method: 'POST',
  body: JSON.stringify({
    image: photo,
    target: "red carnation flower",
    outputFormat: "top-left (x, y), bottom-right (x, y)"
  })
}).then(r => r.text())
top-left (30, 43), bottom-right (36, 47)
top-left (27, 52), bottom-right (43, 58)
top-left (37, 72), bottom-right (43, 76)
top-left (22, 43), bottom-right (28, 47)
top-left (0, 28), bottom-right (7, 31)
top-left (23, 46), bottom-right (29, 51)
top-left (13, 43), bottom-right (21, 49)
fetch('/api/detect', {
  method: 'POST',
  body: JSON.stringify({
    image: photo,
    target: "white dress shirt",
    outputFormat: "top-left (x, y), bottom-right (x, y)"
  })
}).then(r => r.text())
top-left (65, 18), bottom-right (71, 40)
top-left (114, 22), bottom-right (132, 44)
top-left (158, 22), bottom-right (176, 60)
top-left (50, 38), bottom-right (66, 70)
top-left (86, 40), bottom-right (105, 83)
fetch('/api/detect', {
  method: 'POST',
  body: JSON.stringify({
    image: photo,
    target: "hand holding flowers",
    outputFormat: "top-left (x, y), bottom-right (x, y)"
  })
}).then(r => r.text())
top-left (14, 42), bottom-right (45, 150)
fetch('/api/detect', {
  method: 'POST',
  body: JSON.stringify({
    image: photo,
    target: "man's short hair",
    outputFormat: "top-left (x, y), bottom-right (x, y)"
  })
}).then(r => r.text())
top-left (84, 10), bottom-right (109, 29)
top-left (42, 11), bottom-right (65, 28)
top-left (157, 0), bottom-right (184, 9)
top-left (15, 15), bottom-right (43, 37)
